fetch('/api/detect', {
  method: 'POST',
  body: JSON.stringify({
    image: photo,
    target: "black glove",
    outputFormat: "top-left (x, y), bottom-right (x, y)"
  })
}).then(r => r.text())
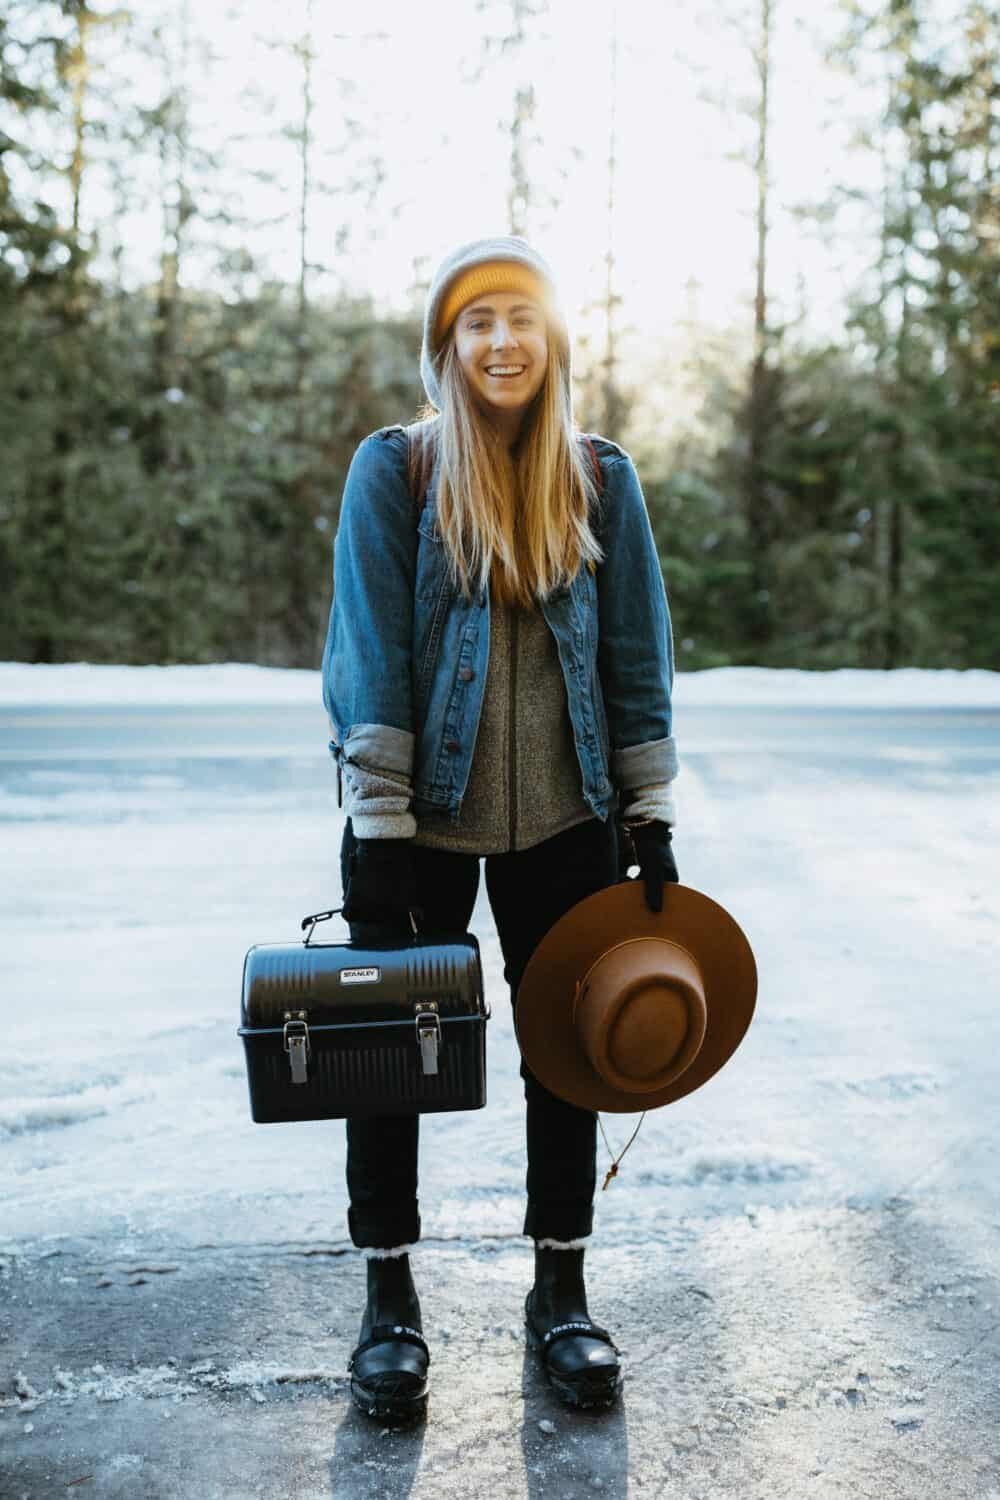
top-left (614, 807), bottom-right (637, 884)
top-left (341, 835), bottom-right (422, 936)
top-left (621, 819), bottom-right (679, 914)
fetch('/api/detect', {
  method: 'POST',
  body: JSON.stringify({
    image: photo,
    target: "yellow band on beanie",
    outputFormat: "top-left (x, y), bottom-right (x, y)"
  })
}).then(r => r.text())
top-left (434, 262), bottom-right (548, 344)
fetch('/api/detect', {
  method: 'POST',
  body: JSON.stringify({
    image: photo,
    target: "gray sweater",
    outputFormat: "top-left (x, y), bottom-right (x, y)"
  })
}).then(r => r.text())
top-left (411, 591), bottom-right (596, 853)
top-left (337, 588), bottom-right (678, 851)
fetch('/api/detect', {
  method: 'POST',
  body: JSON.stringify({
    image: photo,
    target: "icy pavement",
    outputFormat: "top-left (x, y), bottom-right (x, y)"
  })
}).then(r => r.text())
top-left (1, 669), bottom-right (999, 1497)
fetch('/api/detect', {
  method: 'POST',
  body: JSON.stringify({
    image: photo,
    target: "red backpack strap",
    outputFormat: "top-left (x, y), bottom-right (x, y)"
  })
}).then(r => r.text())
top-left (406, 422), bottom-right (436, 525)
top-left (405, 425), bottom-right (419, 523)
top-left (582, 433), bottom-right (603, 497)
top-left (580, 434), bottom-right (605, 575)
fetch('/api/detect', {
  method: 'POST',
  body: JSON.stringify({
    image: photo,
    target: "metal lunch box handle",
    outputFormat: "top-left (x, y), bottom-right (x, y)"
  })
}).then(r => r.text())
top-left (300, 906), bottom-right (422, 946)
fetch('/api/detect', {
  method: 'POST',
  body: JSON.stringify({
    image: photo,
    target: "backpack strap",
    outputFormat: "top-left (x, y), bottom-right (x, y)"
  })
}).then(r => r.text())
top-left (581, 433), bottom-right (603, 498)
top-left (405, 422), bottom-right (436, 526)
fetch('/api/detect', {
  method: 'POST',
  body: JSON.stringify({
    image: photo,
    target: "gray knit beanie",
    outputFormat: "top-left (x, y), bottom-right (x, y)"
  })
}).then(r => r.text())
top-left (419, 235), bottom-right (572, 410)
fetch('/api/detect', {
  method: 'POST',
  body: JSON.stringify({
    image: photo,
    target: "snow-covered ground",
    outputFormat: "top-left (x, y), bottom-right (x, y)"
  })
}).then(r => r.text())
top-left (1, 663), bottom-right (997, 1253)
top-left (2, 663), bottom-right (998, 1498)
top-left (2, 658), bottom-right (1000, 706)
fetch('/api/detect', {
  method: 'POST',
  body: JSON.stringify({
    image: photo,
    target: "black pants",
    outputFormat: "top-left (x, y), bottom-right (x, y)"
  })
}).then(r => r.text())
top-left (339, 813), bottom-right (620, 1249)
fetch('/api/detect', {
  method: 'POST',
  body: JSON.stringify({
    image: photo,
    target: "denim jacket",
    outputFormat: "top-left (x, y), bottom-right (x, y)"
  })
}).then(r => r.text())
top-left (320, 425), bottom-right (678, 839)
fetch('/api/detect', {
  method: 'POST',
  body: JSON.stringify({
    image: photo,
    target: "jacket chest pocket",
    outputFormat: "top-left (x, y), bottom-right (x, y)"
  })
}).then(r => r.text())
top-left (415, 511), bottom-right (449, 601)
top-left (413, 537), bottom-right (454, 713)
top-left (415, 580), bottom-right (451, 697)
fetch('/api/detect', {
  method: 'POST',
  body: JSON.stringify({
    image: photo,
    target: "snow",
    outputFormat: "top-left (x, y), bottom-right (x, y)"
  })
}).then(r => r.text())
top-left (1, 658), bottom-right (999, 707)
top-left (0, 661), bottom-right (323, 706)
top-left (0, 1082), bottom-right (128, 1135)
top-left (638, 1143), bottom-right (820, 1186)
top-left (0, 1359), bottom-right (347, 1413)
top-left (673, 665), bottom-right (1000, 707)
top-left (1, 666), bottom-right (997, 1272)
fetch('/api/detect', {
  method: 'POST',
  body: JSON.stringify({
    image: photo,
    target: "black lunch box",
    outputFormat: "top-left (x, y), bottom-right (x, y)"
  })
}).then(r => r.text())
top-left (238, 909), bottom-right (489, 1123)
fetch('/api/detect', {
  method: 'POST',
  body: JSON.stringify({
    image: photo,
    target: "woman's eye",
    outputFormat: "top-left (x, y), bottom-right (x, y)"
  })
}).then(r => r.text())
top-left (468, 317), bottom-right (536, 331)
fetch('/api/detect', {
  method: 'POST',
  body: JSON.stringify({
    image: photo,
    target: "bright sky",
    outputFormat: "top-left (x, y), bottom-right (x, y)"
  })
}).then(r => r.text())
top-left (69, 0), bottom-right (883, 364)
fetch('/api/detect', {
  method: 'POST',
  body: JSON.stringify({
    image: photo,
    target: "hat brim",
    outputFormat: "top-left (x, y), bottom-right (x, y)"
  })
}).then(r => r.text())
top-left (515, 880), bottom-right (757, 1113)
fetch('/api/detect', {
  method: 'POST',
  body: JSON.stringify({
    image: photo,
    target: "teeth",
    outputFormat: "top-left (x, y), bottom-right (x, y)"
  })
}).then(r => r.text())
top-left (486, 366), bottom-right (525, 375)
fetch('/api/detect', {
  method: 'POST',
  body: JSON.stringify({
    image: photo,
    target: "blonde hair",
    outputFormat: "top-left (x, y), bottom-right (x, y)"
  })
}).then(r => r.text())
top-left (410, 335), bottom-right (605, 610)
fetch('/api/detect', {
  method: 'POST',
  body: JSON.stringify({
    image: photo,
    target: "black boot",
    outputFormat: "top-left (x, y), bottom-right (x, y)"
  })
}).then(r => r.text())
top-left (525, 1245), bottom-right (621, 1408)
top-left (347, 1252), bottom-right (430, 1425)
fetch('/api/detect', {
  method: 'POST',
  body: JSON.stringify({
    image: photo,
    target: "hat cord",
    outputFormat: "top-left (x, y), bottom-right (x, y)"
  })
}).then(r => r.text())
top-left (597, 1111), bottom-right (646, 1190)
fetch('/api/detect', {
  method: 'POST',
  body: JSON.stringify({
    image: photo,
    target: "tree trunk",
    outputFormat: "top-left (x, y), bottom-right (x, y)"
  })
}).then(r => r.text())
top-left (601, 4), bottom-right (625, 442)
top-left (743, 0), bottom-right (774, 651)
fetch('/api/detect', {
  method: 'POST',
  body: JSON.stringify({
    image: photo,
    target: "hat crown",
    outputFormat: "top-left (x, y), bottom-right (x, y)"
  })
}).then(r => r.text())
top-left (573, 937), bottom-right (708, 1096)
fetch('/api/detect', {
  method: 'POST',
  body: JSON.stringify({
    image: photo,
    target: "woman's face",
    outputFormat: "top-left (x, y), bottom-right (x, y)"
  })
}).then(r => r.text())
top-left (452, 290), bottom-right (549, 433)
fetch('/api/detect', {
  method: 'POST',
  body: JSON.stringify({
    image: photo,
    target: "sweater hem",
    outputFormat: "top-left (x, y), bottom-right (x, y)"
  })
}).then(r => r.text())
top-left (411, 804), bottom-right (597, 856)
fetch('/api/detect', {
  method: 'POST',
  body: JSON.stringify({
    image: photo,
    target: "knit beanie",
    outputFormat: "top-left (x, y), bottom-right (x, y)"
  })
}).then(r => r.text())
top-left (419, 235), bottom-right (572, 411)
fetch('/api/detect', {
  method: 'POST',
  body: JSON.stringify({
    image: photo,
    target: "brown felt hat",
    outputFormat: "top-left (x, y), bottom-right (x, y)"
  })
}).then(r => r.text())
top-left (515, 880), bottom-right (758, 1113)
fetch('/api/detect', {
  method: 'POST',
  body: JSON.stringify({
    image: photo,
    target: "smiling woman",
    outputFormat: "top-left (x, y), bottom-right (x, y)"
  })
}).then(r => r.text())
top-left (320, 233), bottom-right (680, 1427)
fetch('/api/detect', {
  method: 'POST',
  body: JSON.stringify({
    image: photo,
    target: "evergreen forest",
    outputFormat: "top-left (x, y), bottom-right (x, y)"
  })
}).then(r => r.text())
top-left (2, 0), bottom-right (997, 672)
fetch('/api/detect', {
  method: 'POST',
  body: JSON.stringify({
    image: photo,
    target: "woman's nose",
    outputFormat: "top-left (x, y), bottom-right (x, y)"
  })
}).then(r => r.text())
top-left (491, 321), bottom-right (518, 348)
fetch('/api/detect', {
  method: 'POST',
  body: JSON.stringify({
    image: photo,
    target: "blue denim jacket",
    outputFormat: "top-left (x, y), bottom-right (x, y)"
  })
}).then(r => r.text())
top-left (320, 425), bottom-right (678, 837)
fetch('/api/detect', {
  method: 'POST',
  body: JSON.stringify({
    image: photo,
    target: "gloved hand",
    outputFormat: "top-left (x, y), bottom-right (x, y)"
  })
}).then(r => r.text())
top-left (619, 819), bottom-right (679, 914)
top-left (614, 808), bottom-right (637, 884)
top-left (341, 835), bottom-right (422, 936)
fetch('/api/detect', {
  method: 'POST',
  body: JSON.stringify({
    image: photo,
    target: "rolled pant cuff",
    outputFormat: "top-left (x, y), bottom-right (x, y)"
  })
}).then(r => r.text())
top-left (523, 1207), bottom-right (594, 1242)
top-left (360, 1242), bottom-right (418, 1260)
top-left (348, 1204), bottom-right (421, 1250)
top-left (534, 1235), bottom-right (591, 1249)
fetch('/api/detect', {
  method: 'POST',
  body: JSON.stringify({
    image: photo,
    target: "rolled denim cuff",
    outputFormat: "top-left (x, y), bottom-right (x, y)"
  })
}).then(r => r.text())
top-left (612, 734), bottom-right (679, 791)
top-left (343, 722), bottom-right (415, 776)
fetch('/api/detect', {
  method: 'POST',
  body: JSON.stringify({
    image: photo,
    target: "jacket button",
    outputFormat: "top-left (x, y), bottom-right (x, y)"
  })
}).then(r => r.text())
top-left (459, 667), bottom-right (474, 682)
top-left (445, 739), bottom-right (460, 753)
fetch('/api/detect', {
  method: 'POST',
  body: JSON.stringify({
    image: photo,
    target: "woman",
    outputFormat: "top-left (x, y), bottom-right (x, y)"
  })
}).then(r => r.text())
top-left (321, 235), bottom-right (679, 1424)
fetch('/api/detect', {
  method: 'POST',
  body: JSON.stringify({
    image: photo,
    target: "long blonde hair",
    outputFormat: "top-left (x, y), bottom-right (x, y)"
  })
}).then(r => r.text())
top-left (410, 334), bottom-right (605, 609)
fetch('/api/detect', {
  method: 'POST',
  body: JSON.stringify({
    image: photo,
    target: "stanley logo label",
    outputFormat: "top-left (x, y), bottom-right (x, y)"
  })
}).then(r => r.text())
top-left (340, 966), bottom-right (381, 984)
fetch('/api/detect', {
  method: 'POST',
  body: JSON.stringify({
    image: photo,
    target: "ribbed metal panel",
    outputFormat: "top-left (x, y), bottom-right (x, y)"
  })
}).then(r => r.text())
top-left (246, 948), bottom-right (316, 1017)
top-left (405, 946), bottom-right (473, 1016)
top-left (243, 937), bottom-right (484, 1026)
top-left (242, 1017), bottom-right (486, 1123)
top-left (406, 948), bottom-right (461, 990)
